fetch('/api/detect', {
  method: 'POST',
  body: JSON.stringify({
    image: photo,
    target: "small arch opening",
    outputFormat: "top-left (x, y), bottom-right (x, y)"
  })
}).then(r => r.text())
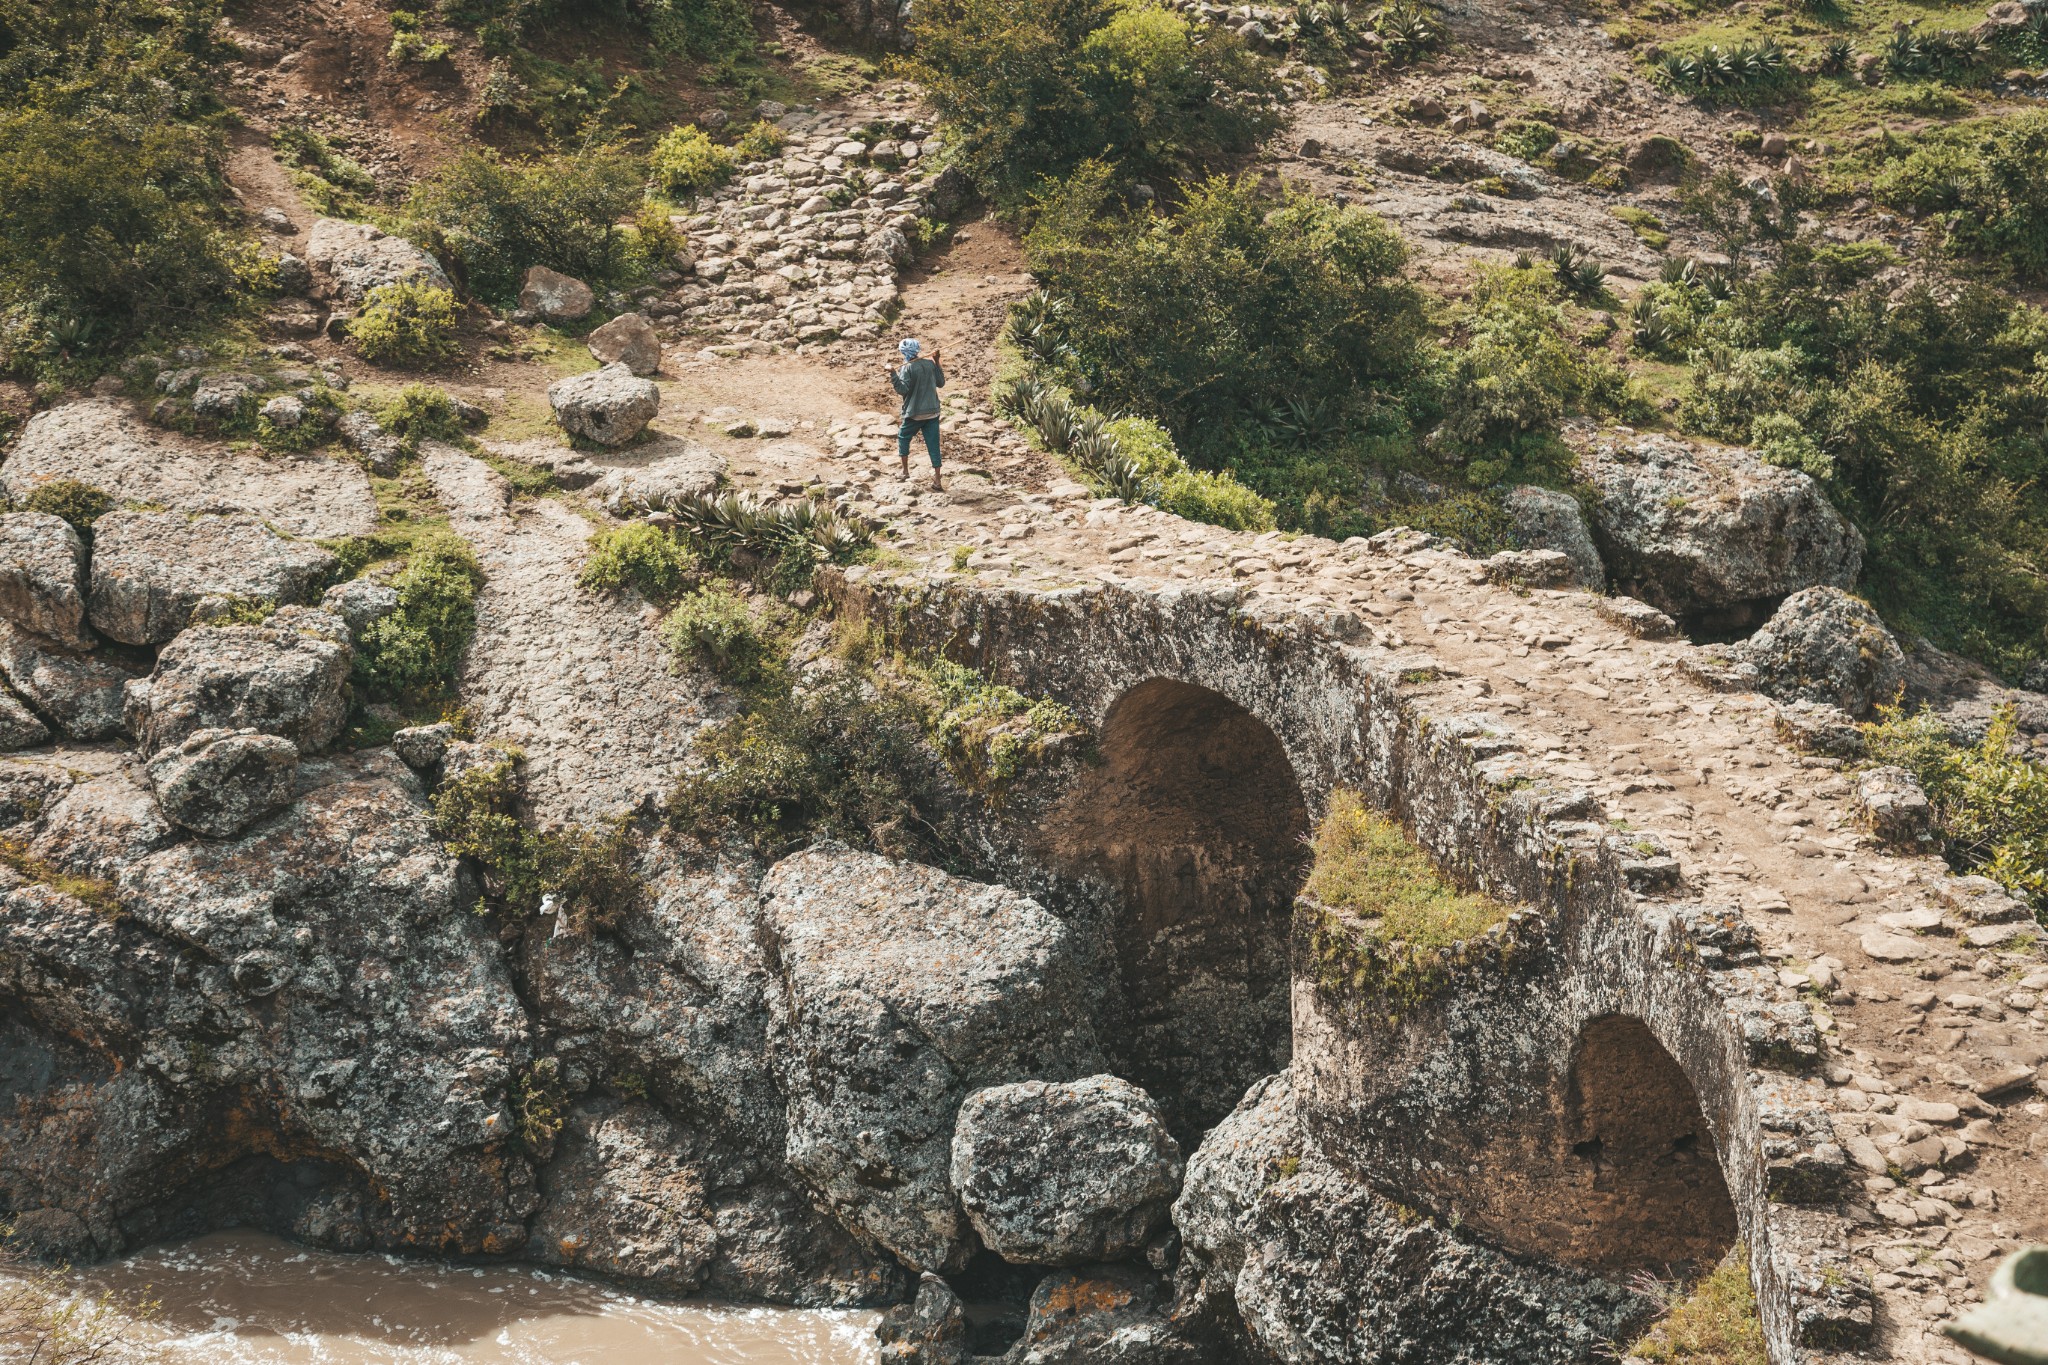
top-left (1560, 1014), bottom-right (1738, 1274)
top-left (1040, 678), bottom-right (1310, 1137)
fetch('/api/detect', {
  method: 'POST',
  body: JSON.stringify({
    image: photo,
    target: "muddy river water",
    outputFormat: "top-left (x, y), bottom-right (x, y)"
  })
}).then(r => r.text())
top-left (46, 1231), bottom-right (880, 1364)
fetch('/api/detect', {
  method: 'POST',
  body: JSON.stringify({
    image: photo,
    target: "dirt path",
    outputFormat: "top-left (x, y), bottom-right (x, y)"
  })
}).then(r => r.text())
top-left (421, 445), bottom-right (719, 826)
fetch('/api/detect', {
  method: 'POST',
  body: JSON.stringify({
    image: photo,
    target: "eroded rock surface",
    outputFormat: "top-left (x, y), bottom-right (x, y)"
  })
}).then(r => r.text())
top-left (760, 845), bottom-right (1103, 1272)
top-left (88, 512), bottom-right (337, 645)
top-left (125, 620), bottom-right (351, 758)
top-left (0, 513), bottom-right (92, 648)
top-left (0, 622), bottom-right (136, 740)
top-left (2, 401), bottom-right (376, 539)
top-left (1580, 435), bottom-right (1862, 631)
top-left (0, 752), bottom-right (533, 1260)
top-left (951, 1074), bottom-right (1181, 1268)
top-left (305, 218), bottom-right (452, 304)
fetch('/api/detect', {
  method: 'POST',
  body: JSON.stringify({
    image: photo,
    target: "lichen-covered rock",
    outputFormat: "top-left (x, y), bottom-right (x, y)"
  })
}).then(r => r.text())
top-left (0, 621), bottom-right (137, 740)
top-left (0, 513), bottom-right (92, 648)
top-left (304, 218), bottom-right (452, 304)
top-left (1235, 1158), bottom-right (1647, 1364)
top-left (0, 753), bottom-right (534, 1260)
top-left (1006, 1263), bottom-right (1196, 1365)
top-left (1854, 766), bottom-right (1936, 848)
top-left (319, 578), bottom-right (400, 636)
top-left (88, 512), bottom-right (337, 646)
top-left (0, 687), bottom-right (49, 751)
top-left (125, 623), bottom-right (351, 758)
top-left (1, 401), bottom-right (375, 540)
top-left (877, 1274), bottom-right (970, 1365)
top-left (760, 845), bottom-right (1104, 1272)
top-left (1481, 549), bottom-right (1574, 589)
top-left (527, 1098), bottom-right (895, 1305)
top-left (1503, 485), bottom-right (1603, 591)
top-left (336, 410), bottom-right (404, 476)
top-left (1172, 1072), bottom-right (1298, 1315)
top-left (1579, 435), bottom-right (1862, 627)
top-left (951, 1075), bottom-right (1182, 1267)
top-left (520, 265), bottom-right (595, 322)
top-left (1773, 699), bottom-right (1866, 758)
top-left (391, 722), bottom-right (455, 773)
top-left (585, 312), bottom-right (662, 375)
top-left (1594, 594), bottom-right (1680, 640)
top-left (548, 363), bottom-right (660, 446)
top-left (1730, 587), bottom-right (1904, 716)
top-left (144, 728), bottom-right (299, 838)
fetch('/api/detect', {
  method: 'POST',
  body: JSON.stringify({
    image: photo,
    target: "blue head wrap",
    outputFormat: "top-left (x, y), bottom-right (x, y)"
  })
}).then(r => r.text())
top-left (899, 338), bottom-right (921, 360)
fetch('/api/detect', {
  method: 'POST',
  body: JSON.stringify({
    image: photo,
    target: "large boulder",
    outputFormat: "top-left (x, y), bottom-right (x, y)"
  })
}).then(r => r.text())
top-left (1234, 1157), bottom-right (1647, 1365)
top-left (877, 1275), bottom-right (970, 1365)
top-left (528, 1098), bottom-right (897, 1306)
top-left (0, 513), bottom-right (92, 648)
top-left (125, 621), bottom-right (351, 759)
top-left (951, 1075), bottom-right (1182, 1268)
top-left (88, 512), bottom-right (337, 646)
top-left (0, 753), bottom-right (535, 1260)
top-left (144, 728), bottom-right (300, 838)
top-left (760, 846), bottom-right (1104, 1273)
top-left (523, 849), bottom-right (906, 1306)
top-left (1579, 435), bottom-right (1862, 630)
top-left (1172, 1072), bottom-right (1299, 1316)
top-left (585, 312), bottom-right (661, 375)
top-left (1729, 586), bottom-right (1905, 716)
top-left (548, 364), bottom-right (660, 446)
top-left (1, 401), bottom-right (376, 540)
top-left (304, 218), bottom-right (452, 304)
top-left (519, 266), bottom-right (595, 323)
top-left (0, 622), bottom-right (137, 740)
top-left (1502, 485), bottom-right (1603, 591)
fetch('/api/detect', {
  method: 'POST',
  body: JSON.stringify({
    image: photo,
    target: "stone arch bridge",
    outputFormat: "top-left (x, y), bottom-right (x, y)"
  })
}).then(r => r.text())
top-left (831, 567), bottom-right (1874, 1365)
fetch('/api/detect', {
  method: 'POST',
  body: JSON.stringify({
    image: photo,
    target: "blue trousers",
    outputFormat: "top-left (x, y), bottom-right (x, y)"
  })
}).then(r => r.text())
top-left (898, 416), bottom-right (942, 468)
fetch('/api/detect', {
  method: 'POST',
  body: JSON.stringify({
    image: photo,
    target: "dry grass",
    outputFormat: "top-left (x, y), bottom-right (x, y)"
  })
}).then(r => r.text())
top-left (0, 1243), bottom-right (153, 1365)
top-left (1625, 1253), bottom-right (1768, 1365)
top-left (1302, 790), bottom-right (1508, 949)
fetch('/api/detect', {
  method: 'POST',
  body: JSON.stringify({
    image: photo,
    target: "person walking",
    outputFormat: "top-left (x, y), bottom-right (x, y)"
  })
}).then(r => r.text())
top-left (888, 338), bottom-right (945, 491)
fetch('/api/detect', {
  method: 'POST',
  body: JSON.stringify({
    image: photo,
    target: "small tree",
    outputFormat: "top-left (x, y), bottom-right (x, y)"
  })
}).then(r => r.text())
top-left (406, 148), bottom-right (641, 302)
top-left (347, 280), bottom-right (462, 366)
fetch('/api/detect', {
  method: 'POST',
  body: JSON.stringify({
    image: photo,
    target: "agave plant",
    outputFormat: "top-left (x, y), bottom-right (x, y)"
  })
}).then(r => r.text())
top-left (42, 315), bottom-right (94, 356)
top-left (1068, 427), bottom-right (1123, 473)
top-left (1100, 454), bottom-right (1150, 505)
top-left (1629, 297), bottom-right (1679, 353)
top-left (1375, 0), bottom-right (1445, 61)
top-left (662, 489), bottom-right (871, 561)
top-left (1883, 27), bottom-right (1927, 74)
top-left (1818, 36), bottom-right (1856, 73)
top-left (1548, 241), bottom-right (1607, 298)
top-left (1269, 395), bottom-right (1348, 451)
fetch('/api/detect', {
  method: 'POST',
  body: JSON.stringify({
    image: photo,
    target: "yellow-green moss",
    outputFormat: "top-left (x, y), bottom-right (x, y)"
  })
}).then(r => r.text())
top-left (1304, 791), bottom-right (1508, 949)
top-left (1625, 1253), bottom-right (1768, 1365)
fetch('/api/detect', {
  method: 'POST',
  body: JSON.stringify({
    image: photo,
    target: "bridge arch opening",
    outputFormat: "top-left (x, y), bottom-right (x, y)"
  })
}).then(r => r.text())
top-left (1042, 678), bottom-right (1310, 1137)
top-left (1556, 1014), bottom-right (1738, 1274)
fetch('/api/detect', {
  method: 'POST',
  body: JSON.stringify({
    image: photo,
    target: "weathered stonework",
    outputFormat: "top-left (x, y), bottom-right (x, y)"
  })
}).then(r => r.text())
top-left (826, 567), bottom-right (1868, 1364)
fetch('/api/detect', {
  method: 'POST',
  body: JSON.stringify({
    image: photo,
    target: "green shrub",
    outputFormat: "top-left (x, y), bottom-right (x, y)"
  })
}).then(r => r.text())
top-left (0, 0), bottom-right (251, 361)
top-left (354, 534), bottom-right (485, 696)
top-left (407, 149), bottom-right (641, 302)
top-left (1626, 1254), bottom-right (1766, 1365)
top-left (1024, 166), bottom-right (1427, 462)
top-left (661, 583), bottom-right (780, 682)
top-left (649, 125), bottom-right (736, 199)
top-left (348, 281), bottom-right (462, 366)
top-left (1494, 119), bottom-right (1558, 162)
top-left (668, 674), bottom-right (955, 857)
top-left (429, 746), bottom-right (644, 927)
top-left (377, 383), bottom-right (466, 446)
top-left (1864, 706), bottom-right (2048, 912)
top-left (20, 479), bottom-right (114, 537)
top-left (1670, 238), bottom-right (2048, 669)
top-left (580, 522), bottom-right (696, 600)
top-left (1303, 790), bottom-right (1508, 948)
top-left (909, 657), bottom-right (1089, 791)
top-left (733, 119), bottom-right (786, 161)
top-left (628, 204), bottom-right (685, 270)
top-left (910, 0), bottom-right (1279, 201)
top-left (1431, 266), bottom-right (1617, 477)
top-left (271, 127), bottom-right (380, 217)
top-left (388, 9), bottom-right (452, 61)
top-left (1872, 113), bottom-right (2048, 282)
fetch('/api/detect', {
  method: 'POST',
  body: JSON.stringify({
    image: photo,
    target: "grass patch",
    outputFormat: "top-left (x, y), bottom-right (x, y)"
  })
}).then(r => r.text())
top-left (1611, 205), bottom-right (1672, 251)
top-left (1624, 1254), bottom-right (1767, 1365)
top-left (0, 837), bottom-right (122, 916)
top-left (1303, 790), bottom-right (1507, 949)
